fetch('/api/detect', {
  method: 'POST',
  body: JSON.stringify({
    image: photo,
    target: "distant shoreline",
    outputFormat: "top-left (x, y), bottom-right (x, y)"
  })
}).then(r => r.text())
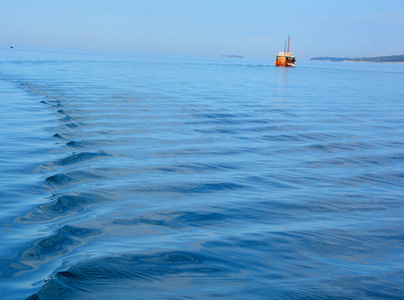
top-left (311, 54), bottom-right (404, 63)
top-left (313, 60), bottom-right (404, 64)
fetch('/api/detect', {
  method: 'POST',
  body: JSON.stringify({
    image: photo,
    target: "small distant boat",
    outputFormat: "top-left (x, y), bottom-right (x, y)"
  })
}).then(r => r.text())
top-left (10, 45), bottom-right (14, 49)
top-left (274, 35), bottom-right (296, 67)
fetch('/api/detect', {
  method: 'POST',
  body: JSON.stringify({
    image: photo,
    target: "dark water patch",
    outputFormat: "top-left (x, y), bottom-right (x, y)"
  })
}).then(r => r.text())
top-left (21, 225), bottom-right (101, 261)
top-left (53, 133), bottom-right (65, 139)
top-left (382, 140), bottom-right (404, 149)
top-left (386, 152), bottom-right (404, 162)
top-left (44, 170), bottom-right (104, 188)
top-left (49, 103), bottom-right (64, 109)
top-left (61, 121), bottom-right (80, 129)
top-left (28, 250), bottom-right (236, 299)
top-left (56, 109), bottom-right (67, 115)
top-left (0, 260), bottom-right (33, 278)
top-left (45, 95), bottom-right (64, 103)
top-left (47, 194), bottom-right (90, 215)
top-left (17, 192), bottom-right (113, 223)
top-left (65, 139), bottom-right (116, 149)
top-left (66, 141), bottom-right (85, 148)
top-left (58, 115), bottom-right (78, 123)
top-left (45, 173), bottom-right (74, 187)
top-left (34, 151), bottom-right (111, 171)
top-left (0, 225), bottom-right (101, 284)
top-left (42, 99), bottom-right (62, 107)
top-left (53, 151), bottom-right (110, 167)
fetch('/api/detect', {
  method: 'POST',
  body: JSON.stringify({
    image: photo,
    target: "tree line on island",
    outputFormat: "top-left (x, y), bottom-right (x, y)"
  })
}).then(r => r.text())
top-left (311, 54), bottom-right (404, 63)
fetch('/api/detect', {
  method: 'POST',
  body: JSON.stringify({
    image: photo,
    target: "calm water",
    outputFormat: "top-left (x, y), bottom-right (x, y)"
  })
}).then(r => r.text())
top-left (0, 47), bottom-right (403, 299)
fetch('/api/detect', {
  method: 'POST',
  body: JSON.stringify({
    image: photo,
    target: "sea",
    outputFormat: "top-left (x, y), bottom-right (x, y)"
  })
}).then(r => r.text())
top-left (0, 46), bottom-right (403, 300)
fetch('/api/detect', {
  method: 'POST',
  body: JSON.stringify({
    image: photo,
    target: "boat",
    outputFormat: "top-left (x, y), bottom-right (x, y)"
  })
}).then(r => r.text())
top-left (274, 35), bottom-right (296, 67)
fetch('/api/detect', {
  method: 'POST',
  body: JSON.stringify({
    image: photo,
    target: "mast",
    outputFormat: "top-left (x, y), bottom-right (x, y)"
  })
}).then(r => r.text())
top-left (287, 35), bottom-right (290, 54)
top-left (284, 40), bottom-right (286, 54)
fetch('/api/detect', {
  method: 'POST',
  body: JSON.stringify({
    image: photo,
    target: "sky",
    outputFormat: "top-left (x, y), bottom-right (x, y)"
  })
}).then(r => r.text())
top-left (1, 0), bottom-right (403, 59)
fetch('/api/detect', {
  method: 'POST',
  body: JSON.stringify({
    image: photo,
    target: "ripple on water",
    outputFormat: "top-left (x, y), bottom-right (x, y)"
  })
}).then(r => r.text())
top-left (16, 191), bottom-right (114, 223)
top-left (26, 250), bottom-right (240, 300)
top-left (21, 225), bottom-right (101, 261)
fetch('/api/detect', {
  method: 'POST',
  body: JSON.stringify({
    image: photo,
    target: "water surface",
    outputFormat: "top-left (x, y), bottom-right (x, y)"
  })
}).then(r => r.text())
top-left (0, 47), bottom-right (403, 299)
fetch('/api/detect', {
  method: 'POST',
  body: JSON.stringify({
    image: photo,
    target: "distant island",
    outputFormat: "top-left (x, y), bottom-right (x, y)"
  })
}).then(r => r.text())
top-left (222, 55), bottom-right (244, 59)
top-left (311, 54), bottom-right (404, 63)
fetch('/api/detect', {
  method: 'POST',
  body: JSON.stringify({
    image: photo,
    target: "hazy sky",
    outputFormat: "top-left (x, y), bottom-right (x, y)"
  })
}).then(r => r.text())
top-left (1, 0), bottom-right (403, 59)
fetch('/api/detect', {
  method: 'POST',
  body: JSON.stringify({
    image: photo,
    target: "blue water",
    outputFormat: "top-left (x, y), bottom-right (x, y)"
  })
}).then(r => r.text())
top-left (0, 46), bottom-right (403, 299)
